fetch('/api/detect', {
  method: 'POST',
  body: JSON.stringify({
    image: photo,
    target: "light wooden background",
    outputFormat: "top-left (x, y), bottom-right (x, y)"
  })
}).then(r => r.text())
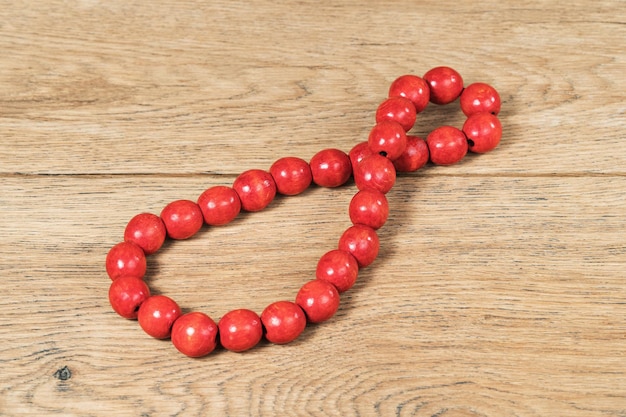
top-left (1, 1), bottom-right (624, 416)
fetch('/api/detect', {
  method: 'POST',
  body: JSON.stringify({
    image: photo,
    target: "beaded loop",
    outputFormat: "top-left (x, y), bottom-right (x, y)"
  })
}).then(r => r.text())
top-left (106, 67), bottom-right (503, 357)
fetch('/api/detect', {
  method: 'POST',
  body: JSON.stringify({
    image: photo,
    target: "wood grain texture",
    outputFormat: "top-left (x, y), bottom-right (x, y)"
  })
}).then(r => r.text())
top-left (1, 1), bottom-right (624, 416)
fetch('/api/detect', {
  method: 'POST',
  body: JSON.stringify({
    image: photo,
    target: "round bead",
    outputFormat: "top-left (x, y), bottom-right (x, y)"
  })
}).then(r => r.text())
top-left (423, 66), bottom-right (464, 105)
top-left (367, 120), bottom-right (408, 161)
top-left (261, 301), bottom-right (307, 344)
top-left (197, 185), bottom-right (241, 226)
top-left (295, 280), bottom-right (340, 324)
top-left (463, 112), bottom-right (503, 154)
top-left (388, 74), bottom-right (430, 113)
top-left (426, 126), bottom-right (468, 166)
top-left (348, 141), bottom-right (374, 169)
top-left (171, 312), bottom-right (218, 358)
top-left (108, 276), bottom-right (151, 319)
top-left (269, 156), bottom-right (313, 196)
top-left (338, 224), bottom-right (380, 268)
top-left (354, 153), bottom-right (396, 194)
top-left (106, 241), bottom-right (147, 281)
top-left (375, 96), bottom-right (417, 132)
top-left (309, 148), bottom-right (352, 188)
top-left (460, 82), bottom-right (501, 116)
top-left (393, 135), bottom-right (430, 173)
top-left (233, 169), bottom-right (277, 212)
top-left (124, 213), bottom-right (167, 255)
top-left (316, 249), bottom-right (359, 293)
top-left (349, 189), bottom-right (389, 230)
top-left (137, 295), bottom-right (182, 339)
top-left (218, 309), bottom-right (263, 352)
top-left (160, 199), bottom-right (204, 240)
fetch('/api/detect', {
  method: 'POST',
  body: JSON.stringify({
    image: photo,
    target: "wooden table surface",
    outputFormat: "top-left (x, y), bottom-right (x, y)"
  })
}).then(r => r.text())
top-left (1, 1), bottom-right (624, 416)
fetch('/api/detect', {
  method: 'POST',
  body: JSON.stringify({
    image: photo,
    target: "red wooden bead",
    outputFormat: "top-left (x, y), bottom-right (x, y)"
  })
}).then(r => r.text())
top-left (463, 112), bottom-right (503, 153)
top-left (348, 141), bottom-right (373, 170)
top-left (354, 153), bottom-right (396, 194)
top-left (108, 276), bottom-right (151, 319)
top-left (261, 301), bottom-right (307, 344)
top-left (460, 82), bottom-right (501, 116)
top-left (233, 169), bottom-right (277, 212)
top-left (218, 309), bottom-right (263, 352)
top-left (338, 224), bottom-right (380, 268)
top-left (349, 189), bottom-right (389, 230)
top-left (171, 312), bottom-right (218, 358)
top-left (375, 96), bottom-right (417, 132)
top-left (368, 120), bottom-right (408, 161)
top-left (160, 199), bottom-right (204, 240)
top-left (309, 148), bottom-right (352, 188)
top-left (269, 156), bottom-right (313, 196)
top-left (316, 249), bottom-right (359, 293)
top-left (106, 241), bottom-right (147, 281)
top-left (423, 66), bottom-right (464, 105)
top-left (388, 74), bottom-right (430, 113)
top-left (426, 125), bottom-right (468, 165)
top-left (197, 185), bottom-right (241, 226)
top-left (137, 295), bottom-right (182, 339)
top-left (124, 212), bottom-right (167, 255)
top-left (296, 280), bottom-right (340, 324)
top-left (393, 135), bottom-right (430, 173)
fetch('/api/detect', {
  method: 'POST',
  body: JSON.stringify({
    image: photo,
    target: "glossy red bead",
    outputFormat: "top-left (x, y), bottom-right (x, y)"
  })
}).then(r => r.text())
top-left (171, 312), bottom-right (218, 358)
top-left (423, 66), bottom-right (464, 105)
top-left (388, 74), bottom-right (430, 113)
top-left (137, 295), bottom-right (182, 339)
top-left (338, 224), bottom-right (380, 268)
top-left (463, 112), bottom-right (503, 153)
top-left (426, 125), bottom-right (468, 165)
top-left (296, 280), bottom-right (340, 324)
top-left (106, 241), bottom-right (147, 281)
top-left (460, 82), bottom-right (501, 116)
top-left (261, 301), bottom-right (307, 344)
top-left (269, 156), bottom-right (313, 196)
top-left (375, 97), bottom-right (417, 132)
top-left (348, 141), bottom-right (373, 169)
top-left (354, 153), bottom-right (396, 194)
top-left (349, 189), bottom-right (389, 230)
top-left (108, 276), bottom-right (151, 319)
top-left (233, 169), bottom-right (277, 212)
top-left (218, 309), bottom-right (263, 352)
top-left (309, 148), bottom-right (352, 188)
top-left (197, 185), bottom-right (241, 226)
top-left (160, 199), bottom-right (204, 240)
top-left (316, 249), bottom-right (359, 293)
top-left (367, 120), bottom-right (408, 161)
top-left (393, 135), bottom-right (430, 173)
top-left (124, 212), bottom-right (167, 255)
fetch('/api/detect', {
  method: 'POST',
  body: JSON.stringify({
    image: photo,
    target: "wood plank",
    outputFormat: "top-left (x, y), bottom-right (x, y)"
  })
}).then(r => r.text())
top-left (1, 175), bottom-right (624, 415)
top-left (0, 1), bottom-right (624, 175)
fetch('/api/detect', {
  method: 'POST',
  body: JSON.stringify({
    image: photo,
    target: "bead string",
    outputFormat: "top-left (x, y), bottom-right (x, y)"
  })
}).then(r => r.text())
top-left (106, 66), bottom-right (503, 357)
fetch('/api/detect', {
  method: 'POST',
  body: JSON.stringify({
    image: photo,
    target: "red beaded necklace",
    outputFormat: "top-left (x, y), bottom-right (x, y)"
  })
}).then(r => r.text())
top-left (106, 66), bottom-right (503, 357)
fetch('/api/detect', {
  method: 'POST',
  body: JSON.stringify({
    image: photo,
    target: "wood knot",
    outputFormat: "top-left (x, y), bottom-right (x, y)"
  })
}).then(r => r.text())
top-left (53, 366), bottom-right (72, 381)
